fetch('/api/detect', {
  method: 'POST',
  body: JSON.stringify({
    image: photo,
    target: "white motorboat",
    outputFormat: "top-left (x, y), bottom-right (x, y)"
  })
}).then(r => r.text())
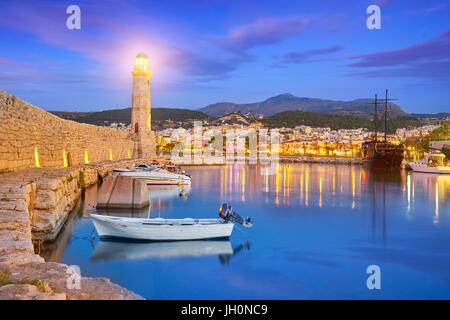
top-left (113, 164), bottom-right (191, 185)
top-left (91, 214), bottom-right (234, 241)
top-left (409, 152), bottom-right (450, 174)
top-left (91, 203), bottom-right (252, 241)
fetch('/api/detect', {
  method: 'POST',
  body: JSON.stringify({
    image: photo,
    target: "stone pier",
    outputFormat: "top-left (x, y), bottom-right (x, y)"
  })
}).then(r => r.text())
top-left (97, 175), bottom-right (149, 209)
top-left (0, 159), bottom-right (150, 300)
top-left (0, 55), bottom-right (157, 299)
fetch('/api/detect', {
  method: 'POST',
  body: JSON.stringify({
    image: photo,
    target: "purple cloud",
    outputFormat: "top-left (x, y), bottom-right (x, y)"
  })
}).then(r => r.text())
top-left (348, 28), bottom-right (450, 68)
top-left (213, 15), bottom-right (311, 53)
top-left (348, 28), bottom-right (450, 80)
top-left (349, 60), bottom-right (450, 79)
top-left (426, 1), bottom-right (450, 13)
top-left (167, 48), bottom-right (238, 77)
top-left (283, 45), bottom-right (342, 64)
top-left (0, 1), bottom-right (241, 83)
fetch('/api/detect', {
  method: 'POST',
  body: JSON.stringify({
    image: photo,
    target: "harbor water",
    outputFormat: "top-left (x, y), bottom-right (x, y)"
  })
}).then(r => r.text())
top-left (41, 164), bottom-right (450, 299)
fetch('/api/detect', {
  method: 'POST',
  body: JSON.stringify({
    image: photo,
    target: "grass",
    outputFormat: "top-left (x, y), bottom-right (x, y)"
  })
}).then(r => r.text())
top-left (0, 268), bottom-right (48, 293)
top-left (0, 169), bottom-right (11, 175)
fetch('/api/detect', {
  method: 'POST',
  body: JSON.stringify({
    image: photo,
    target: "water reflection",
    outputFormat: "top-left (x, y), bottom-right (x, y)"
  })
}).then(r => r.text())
top-left (41, 183), bottom-right (193, 261)
top-left (91, 240), bottom-right (234, 262)
top-left (218, 241), bottom-right (252, 265)
top-left (148, 185), bottom-right (191, 201)
top-left (39, 184), bottom-right (99, 261)
top-left (408, 173), bottom-right (450, 224)
top-left (199, 164), bottom-right (449, 218)
top-left (41, 164), bottom-right (450, 299)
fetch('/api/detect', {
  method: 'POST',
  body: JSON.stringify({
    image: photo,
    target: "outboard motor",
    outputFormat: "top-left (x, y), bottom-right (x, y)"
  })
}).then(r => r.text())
top-left (219, 203), bottom-right (252, 228)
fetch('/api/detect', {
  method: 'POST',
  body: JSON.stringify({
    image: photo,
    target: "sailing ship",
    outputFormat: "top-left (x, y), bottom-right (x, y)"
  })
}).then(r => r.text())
top-left (362, 90), bottom-right (404, 169)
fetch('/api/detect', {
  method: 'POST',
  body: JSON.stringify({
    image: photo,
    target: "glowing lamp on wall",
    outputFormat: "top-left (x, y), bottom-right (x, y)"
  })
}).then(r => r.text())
top-left (34, 147), bottom-right (41, 168)
top-left (63, 150), bottom-right (68, 168)
top-left (84, 149), bottom-right (90, 164)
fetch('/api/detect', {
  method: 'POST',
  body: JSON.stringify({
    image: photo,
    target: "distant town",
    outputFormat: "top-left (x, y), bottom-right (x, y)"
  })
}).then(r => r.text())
top-left (52, 101), bottom-right (450, 162)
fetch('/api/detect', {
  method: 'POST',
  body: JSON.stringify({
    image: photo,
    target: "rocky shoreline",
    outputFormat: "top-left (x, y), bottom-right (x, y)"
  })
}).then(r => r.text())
top-left (0, 159), bottom-right (149, 300)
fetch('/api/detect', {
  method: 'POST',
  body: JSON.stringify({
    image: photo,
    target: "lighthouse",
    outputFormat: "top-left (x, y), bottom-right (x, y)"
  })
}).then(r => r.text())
top-left (131, 53), bottom-right (154, 158)
top-left (131, 53), bottom-right (151, 136)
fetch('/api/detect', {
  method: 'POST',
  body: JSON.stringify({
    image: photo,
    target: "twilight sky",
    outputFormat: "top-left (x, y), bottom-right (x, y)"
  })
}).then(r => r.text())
top-left (0, 0), bottom-right (449, 113)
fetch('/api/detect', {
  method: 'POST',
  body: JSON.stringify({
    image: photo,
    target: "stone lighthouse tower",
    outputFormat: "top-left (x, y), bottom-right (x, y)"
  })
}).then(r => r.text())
top-left (131, 53), bottom-right (155, 158)
top-left (132, 53), bottom-right (151, 135)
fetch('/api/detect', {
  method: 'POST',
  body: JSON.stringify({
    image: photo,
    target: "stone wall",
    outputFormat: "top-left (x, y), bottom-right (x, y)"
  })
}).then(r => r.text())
top-left (0, 171), bottom-right (143, 299)
top-left (0, 159), bottom-right (148, 241)
top-left (0, 90), bottom-right (155, 171)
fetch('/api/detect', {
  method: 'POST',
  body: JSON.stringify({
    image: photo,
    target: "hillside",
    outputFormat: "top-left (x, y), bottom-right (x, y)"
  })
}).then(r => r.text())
top-left (263, 111), bottom-right (420, 133)
top-left (50, 108), bottom-right (209, 126)
top-left (199, 93), bottom-right (408, 118)
top-left (50, 111), bottom-right (91, 121)
top-left (410, 112), bottom-right (450, 119)
top-left (211, 112), bottom-right (251, 126)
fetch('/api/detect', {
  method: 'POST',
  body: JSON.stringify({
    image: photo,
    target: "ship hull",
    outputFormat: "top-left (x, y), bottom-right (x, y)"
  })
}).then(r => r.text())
top-left (362, 142), bottom-right (404, 170)
top-left (362, 152), bottom-right (404, 169)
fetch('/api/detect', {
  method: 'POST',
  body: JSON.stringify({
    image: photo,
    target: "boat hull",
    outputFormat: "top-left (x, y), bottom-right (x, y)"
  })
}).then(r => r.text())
top-left (410, 163), bottom-right (450, 174)
top-left (115, 171), bottom-right (191, 185)
top-left (362, 152), bottom-right (404, 169)
top-left (362, 142), bottom-right (404, 169)
top-left (91, 214), bottom-right (234, 241)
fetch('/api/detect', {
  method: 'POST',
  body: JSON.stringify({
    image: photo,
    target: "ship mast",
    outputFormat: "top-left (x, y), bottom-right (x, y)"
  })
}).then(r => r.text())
top-left (384, 90), bottom-right (388, 143)
top-left (374, 94), bottom-right (378, 142)
top-left (368, 94), bottom-right (380, 142)
top-left (382, 89), bottom-right (397, 143)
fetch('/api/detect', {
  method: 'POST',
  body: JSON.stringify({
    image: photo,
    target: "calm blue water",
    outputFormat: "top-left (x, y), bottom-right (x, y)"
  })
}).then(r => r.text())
top-left (42, 164), bottom-right (450, 299)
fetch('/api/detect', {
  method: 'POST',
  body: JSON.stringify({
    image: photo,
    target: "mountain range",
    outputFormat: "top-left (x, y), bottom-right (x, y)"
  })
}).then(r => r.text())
top-left (51, 108), bottom-right (208, 126)
top-left (50, 93), bottom-right (446, 131)
top-left (199, 93), bottom-right (408, 118)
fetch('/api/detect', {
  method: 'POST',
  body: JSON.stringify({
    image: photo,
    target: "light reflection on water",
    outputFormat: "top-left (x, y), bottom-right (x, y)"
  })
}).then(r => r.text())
top-left (41, 164), bottom-right (450, 299)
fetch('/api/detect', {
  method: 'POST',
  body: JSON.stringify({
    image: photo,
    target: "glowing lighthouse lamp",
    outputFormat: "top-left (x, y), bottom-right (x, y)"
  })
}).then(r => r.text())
top-left (131, 53), bottom-right (152, 137)
top-left (133, 53), bottom-right (150, 74)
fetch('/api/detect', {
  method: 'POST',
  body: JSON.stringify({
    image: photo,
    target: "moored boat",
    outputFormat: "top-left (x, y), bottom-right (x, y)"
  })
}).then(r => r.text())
top-left (362, 141), bottom-right (404, 169)
top-left (362, 90), bottom-right (404, 170)
top-left (409, 152), bottom-right (450, 174)
top-left (91, 203), bottom-right (252, 241)
top-left (113, 164), bottom-right (191, 185)
top-left (91, 214), bottom-right (234, 241)
top-left (150, 159), bottom-right (188, 176)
